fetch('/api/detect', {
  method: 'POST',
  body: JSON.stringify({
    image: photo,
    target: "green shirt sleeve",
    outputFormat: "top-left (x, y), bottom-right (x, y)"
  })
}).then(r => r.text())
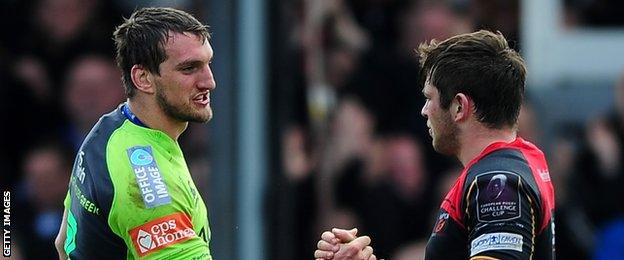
top-left (64, 191), bottom-right (70, 209)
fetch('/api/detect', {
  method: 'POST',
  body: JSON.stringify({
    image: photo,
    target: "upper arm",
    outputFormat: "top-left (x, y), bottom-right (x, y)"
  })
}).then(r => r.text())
top-left (64, 145), bottom-right (127, 258)
top-left (463, 170), bottom-right (537, 259)
top-left (460, 147), bottom-right (547, 260)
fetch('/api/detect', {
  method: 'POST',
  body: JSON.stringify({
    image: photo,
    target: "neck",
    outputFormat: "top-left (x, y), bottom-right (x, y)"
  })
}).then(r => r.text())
top-left (457, 123), bottom-right (517, 166)
top-left (127, 98), bottom-right (187, 141)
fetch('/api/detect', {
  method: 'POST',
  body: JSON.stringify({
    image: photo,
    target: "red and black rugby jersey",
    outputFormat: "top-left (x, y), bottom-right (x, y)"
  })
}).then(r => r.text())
top-left (425, 137), bottom-right (555, 259)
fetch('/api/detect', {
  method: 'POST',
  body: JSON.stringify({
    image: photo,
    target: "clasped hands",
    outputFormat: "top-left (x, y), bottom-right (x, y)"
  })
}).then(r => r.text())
top-left (314, 228), bottom-right (378, 260)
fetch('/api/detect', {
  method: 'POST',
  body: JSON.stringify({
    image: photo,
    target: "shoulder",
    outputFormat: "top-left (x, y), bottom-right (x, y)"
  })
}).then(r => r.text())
top-left (81, 107), bottom-right (127, 150)
top-left (67, 106), bottom-right (127, 216)
top-left (460, 148), bottom-right (544, 222)
top-left (463, 148), bottom-right (538, 191)
top-left (77, 107), bottom-right (127, 186)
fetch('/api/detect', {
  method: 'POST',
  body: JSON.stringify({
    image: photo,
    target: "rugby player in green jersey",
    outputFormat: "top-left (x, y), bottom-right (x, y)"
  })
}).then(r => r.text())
top-left (55, 7), bottom-right (215, 259)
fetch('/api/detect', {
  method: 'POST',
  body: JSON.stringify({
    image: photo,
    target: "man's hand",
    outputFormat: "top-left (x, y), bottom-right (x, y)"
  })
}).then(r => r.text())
top-left (314, 228), bottom-right (377, 260)
top-left (55, 209), bottom-right (68, 260)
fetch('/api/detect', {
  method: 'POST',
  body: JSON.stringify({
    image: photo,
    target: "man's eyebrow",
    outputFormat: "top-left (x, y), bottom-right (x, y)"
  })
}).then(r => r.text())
top-left (176, 55), bottom-right (214, 67)
top-left (175, 59), bottom-right (204, 68)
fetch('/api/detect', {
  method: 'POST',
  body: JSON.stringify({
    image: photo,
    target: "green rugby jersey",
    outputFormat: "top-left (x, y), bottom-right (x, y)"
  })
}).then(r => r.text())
top-left (63, 103), bottom-right (211, 259)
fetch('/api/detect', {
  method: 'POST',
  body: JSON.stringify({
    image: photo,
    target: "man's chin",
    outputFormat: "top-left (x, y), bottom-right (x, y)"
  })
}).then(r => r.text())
top-left (433, 141), bottom-right (455, 156)
top-left (190, 111), bottom-right (212, 123)
top-left (188, 116), bottom-right (211, 123)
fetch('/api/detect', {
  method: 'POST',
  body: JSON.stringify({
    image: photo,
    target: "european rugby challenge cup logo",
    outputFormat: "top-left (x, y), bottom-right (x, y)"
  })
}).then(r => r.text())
top-left (486, 174), bottom-right (507, 200)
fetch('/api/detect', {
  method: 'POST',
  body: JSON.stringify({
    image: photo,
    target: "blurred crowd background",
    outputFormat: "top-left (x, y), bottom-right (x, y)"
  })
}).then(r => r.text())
top-left (1, 0), bottom-right (624, 259)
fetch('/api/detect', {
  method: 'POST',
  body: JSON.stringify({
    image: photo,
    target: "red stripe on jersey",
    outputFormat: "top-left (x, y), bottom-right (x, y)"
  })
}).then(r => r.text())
top-left (516, 139), bottom-right (555, 233)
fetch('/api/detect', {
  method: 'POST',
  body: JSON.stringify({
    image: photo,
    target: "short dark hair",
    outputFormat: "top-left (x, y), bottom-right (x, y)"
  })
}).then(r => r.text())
top-left (113, 7), bottom-right (210, 98)
top-left (418, 30), bottom-right (526, 129)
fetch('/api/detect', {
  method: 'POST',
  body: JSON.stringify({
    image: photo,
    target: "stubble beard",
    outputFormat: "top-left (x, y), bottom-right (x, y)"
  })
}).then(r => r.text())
top-left (155, 83), bottom-right (211, 123)
top-left (432, 111), bottom-right (460, 156)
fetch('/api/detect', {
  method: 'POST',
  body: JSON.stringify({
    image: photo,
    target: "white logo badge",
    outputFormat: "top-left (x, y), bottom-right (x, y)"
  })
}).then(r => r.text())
top-left (137, 229), bottom-right (155, 253)
top-left (76, 151), bottom-right (86, 184)
top-left (470, 232), bottom-right (523, 256)
top-left (538, 168), bottom-right (551, 182)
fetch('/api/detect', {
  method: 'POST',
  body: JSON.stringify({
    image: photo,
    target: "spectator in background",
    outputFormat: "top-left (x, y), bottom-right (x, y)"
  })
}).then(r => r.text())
top-left (344, 0), bottom-right (404, 49)
top-left (12, 0), bottom-right (122, 128)
top-left (402, 0), bottom-right (472, 48)
top-left (0, 50), bottom-right (49, 187)
top-left (343, 0), bottom-right (470, 177)
top-left (14, 141), bottom-right (72, 260)
top-left (517, 99), bottom-right (541, 145)
top-left (550, 128), bottom-right (593, 259)
top-left (573, 73), bottom-right (624, 226)
top-left (274, 1), bottom-right (372, 257)
top-left (62, 54), bottom-right (125, 149)
top-left (318, 98), bottom-right (377, 249)
top-left (276, 1), bottom-right (472, 258)
top-left (469, 0), bottom-right (520, 45)
top-left (391, 164), bottom-right (462, 260)
top-left (336, 133), bottom-right (435, 257)
top-left (570, 72), bottom-right (624, 257)
top-left (2, 0), bottom-right (122, 186)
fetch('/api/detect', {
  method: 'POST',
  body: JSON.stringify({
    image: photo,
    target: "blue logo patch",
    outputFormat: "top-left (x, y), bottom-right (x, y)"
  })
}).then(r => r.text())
top-left (127, 146), bottom-right (171, 208)
top-left (130, 148), bottom-right (154, 166)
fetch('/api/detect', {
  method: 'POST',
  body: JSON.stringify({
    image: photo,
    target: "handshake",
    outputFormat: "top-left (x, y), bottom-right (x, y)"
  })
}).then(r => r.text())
top-left (314, 228), bottom-right (378, 260)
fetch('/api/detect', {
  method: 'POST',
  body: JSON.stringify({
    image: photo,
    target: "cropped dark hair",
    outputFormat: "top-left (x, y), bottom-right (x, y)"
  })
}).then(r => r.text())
top-left (113, 7), bottom-right (210, 98)
top-left (418, 30), bottom-right (526, 129)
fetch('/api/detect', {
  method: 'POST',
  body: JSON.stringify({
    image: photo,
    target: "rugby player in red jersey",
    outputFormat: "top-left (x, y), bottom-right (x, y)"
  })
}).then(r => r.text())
top-left (314, 30), bottom-right (555, 260)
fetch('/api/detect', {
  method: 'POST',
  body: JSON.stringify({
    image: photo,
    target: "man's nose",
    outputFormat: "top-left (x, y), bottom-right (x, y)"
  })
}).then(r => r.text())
top-left (198, 65), bottom-right (216, 90)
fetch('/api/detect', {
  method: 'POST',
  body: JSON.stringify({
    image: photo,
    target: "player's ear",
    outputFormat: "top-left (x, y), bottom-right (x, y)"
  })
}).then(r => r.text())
top-left (452, 93), bottom-right (471, 122)
top-left (130, 65), bottom-right (155, 94)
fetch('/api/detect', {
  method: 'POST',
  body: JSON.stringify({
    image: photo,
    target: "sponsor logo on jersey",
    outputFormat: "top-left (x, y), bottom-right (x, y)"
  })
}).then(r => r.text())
top-left (70, 175), bottom-right (100, 215)
top-left (75, 151), bottom-right (86, 184)
top-left (433, 212), bottom-right (449, 234)
top-left (476, 171), bottom-right (521, 222)
top-left (538, 168), bottom-right (551, 182)
top-left (127, 146), bottom-right (171, 208)
top-left (129, 212), bottom-right (196, 257)
top-left (130, 148), bottom-right (153, 166)
top-left (470, 232), bottom-right (523, 256)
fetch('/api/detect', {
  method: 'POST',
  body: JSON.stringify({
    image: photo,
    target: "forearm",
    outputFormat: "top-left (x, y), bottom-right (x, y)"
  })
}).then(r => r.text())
top-left (55, 209), bottom-right (68, 260)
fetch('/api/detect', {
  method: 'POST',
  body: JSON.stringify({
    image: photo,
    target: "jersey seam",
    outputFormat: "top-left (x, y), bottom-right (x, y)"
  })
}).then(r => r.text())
top-left (470, 256), bottom-right (500, 260)
top-left (464, 178), bottom-right (478, 232)
top-left (524, 181), bottom-right (536, 260)
top-left (106, 119), bottom-right (130, 240)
